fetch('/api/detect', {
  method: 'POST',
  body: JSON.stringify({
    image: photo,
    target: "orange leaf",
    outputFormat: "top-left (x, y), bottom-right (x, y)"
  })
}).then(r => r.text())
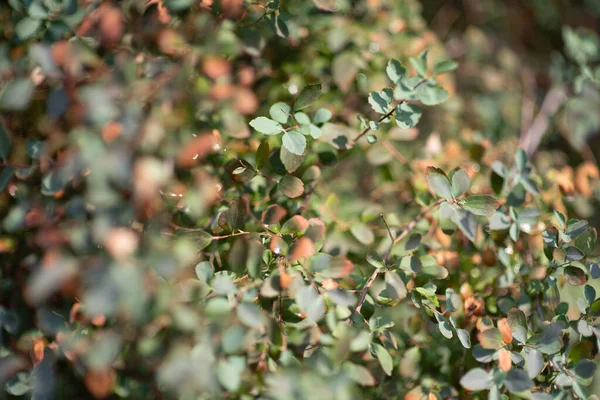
top-left (498, 348), bottom-right (512, 372)
top-left (498, 318), bottom-right (513, 344)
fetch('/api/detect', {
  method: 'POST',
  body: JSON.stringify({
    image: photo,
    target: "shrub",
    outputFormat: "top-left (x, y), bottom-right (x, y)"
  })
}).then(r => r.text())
top-left (0, 1), bottom-right (599, 399)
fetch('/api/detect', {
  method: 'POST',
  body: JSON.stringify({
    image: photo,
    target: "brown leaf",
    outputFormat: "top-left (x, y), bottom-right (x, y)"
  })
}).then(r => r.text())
top-left (220, 0), bottom-right (245, 18)
top-left (32, 338), bottom-right (45, 366)
top-left (575, 162), bottom-right (599, 197)
top-left (289, 237), bottom-right (315, 261)
top-left (498, 318), bottom-right (513, 344)
top-left (99, 5), bottom-right (124, 47)
top-left (202, 57), bottom-right (232, 80)
top-left (498, 348), bottom-right (512, 372)
top-left (85, 368), bottom-right (116, 399)
top-left (278, 262), bottom-right (292, 289)
top-left (177, 133), bottom-right (219, 168)
top-left (262, 204), bottom-right (287, 225)
top-left (233, 87), bottom-right (259, 115)
top-left (69, 303), bottom-right (81, 324)
top-left (101, 121), bottom-right (122, 143)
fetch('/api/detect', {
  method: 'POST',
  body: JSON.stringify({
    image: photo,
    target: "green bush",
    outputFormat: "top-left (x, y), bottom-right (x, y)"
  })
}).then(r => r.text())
top-left (1, 0), bottom-right (600, 399)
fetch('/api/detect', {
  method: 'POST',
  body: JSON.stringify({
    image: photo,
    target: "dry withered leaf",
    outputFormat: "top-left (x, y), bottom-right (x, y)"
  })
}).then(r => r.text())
top-left (464, 295), bottom-right (485, 316)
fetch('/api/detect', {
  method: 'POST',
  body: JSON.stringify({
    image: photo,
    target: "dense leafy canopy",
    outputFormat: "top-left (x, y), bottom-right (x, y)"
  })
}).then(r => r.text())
top-left (1, 0), bottom-right (600, 399)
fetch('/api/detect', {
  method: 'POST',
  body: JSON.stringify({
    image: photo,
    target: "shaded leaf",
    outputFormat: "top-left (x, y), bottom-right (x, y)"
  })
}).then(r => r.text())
top-left (294, 84), bottom-right (322, 111)
top-left (278, 175), bottom-right (304, 198)
top-left (461, 195), bottom-right (498, 217)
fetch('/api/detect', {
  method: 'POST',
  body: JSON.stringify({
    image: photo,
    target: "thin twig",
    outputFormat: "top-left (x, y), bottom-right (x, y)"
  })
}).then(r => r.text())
top-left (351, 199), bottom-right (445, 320)
top-left (350, 80), bottom-right (427, 146)
top-left (381, 140), bottom-right (410, 167)
top-left (0, 162), bottom-right (32, 169)
top-left (386, 199), bottom-right (445, 259)
top-left (380, 214), bottom-right (395, 243)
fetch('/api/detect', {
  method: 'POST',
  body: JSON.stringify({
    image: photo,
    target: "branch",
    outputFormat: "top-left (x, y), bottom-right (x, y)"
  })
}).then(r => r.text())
top-left (350, 80), bottom-right (427, 146)
top-left (351, 199), bottom-right (444, 320)
top-left (519, 86), bottom-right (567, 156)
top-left (350, 107), bottom-right (396, 146)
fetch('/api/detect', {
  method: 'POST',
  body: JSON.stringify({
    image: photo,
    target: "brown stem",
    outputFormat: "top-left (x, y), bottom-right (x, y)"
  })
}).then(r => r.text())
top-left (0, 162), bottom-right (32, 169)
top-left (350, 108), bottom-right (395, 146)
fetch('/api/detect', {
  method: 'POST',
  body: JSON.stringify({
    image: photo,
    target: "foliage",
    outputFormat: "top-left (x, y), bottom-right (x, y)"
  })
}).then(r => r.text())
top-left (0, 0), bottom-right (600, 399)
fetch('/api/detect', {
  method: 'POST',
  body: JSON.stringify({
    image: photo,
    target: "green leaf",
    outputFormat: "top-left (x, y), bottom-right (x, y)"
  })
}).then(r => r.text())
top-left (554, 210), bottom-right (566, 230)
top-left (426, 167), bottom-right (453, 199)
top-left (372, 344), bottom-right (393, 376)
top-left (196, 230), bottom-right (213, 250)
top-left (0, 167), bottom-right (14, 192)
top-left (15, 17), bottom-right (42, 41)
top-left (295, 112), bottom-right (311, 125)
top-left (272, 14), bottom-right (289, 38)
top-left (445, 288), bottom-right (461, 312)
top-left (366, 251), bottom-right (385, 270)
top-left (350, 223), bottom-right (374, 245)
top-left (573, 359), bottom-right (596, 380)
top-left (27, 1), bottom-right (49, 19)
top-left (278, 175), bottom-right (304, 198)
top-left (461, 195), bottom-right (498, 217)
top-left (217, 356), bottom-right (246, 392)
top-left (195, 261), bottom-right (214, 283)
top-left (504, 369), bottom-right (533, 393)
top-left (416, 83), bottom-right (449, 105)
top-left (451, 169), bottom-right (470, 197)
top-left (456, 329), bottom-right (471, 349)
top-left (452, 209), bottom-right (477, 242)
top-left (478, 328), bottom-right (504, 349)
top-left (249, 117), bottom-right (283, 135)
top-left (516, 149), bottom-right (528, 171)
top-left (294, 84), bottom-right (322, 111)
top-left (588, 298), bottom-right (600, 317)
top-left (490, 211), bottom-right (511, 230)
top-left (0, 79), bottom-right (35, 111)
top-left (313, 108), bottom-right (332, 124)
top-left (256, 141), bottom-right (270, 170)
top-left (282, 130), bottom-right (307, 155)
top-left (526, 349), bottom-right (544, 379)
top-left (507, 309), bottom-right (528, 343)
top-left (460, 368), bottom-right (493, 391)
top-left (385, 271), bottom-right (407, 301)
top-left (269, 102), bottom-right (291, 124)
top-left (395, 103), bottom-right (422, 129)
top-left (296, 286), bottom-right (325, 322)
top-left (386, 59), bottom-right (407, 83)
top-left (368, 88), bottom-right (393, 114)
top-left (435, 313), bottom-right (453, 339)
top-left (280, 145), bottom-right (305, 173)
top-left (433, 59), bottom-right (458, 76)
top-left (237, 303), bottom-right (265, 328)
top-left (0, 123), bottom-right (11, 161)
top-left (410, 50), bottom-right (428, 77)
top-left (565, 246), bottom-right (585, 261)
